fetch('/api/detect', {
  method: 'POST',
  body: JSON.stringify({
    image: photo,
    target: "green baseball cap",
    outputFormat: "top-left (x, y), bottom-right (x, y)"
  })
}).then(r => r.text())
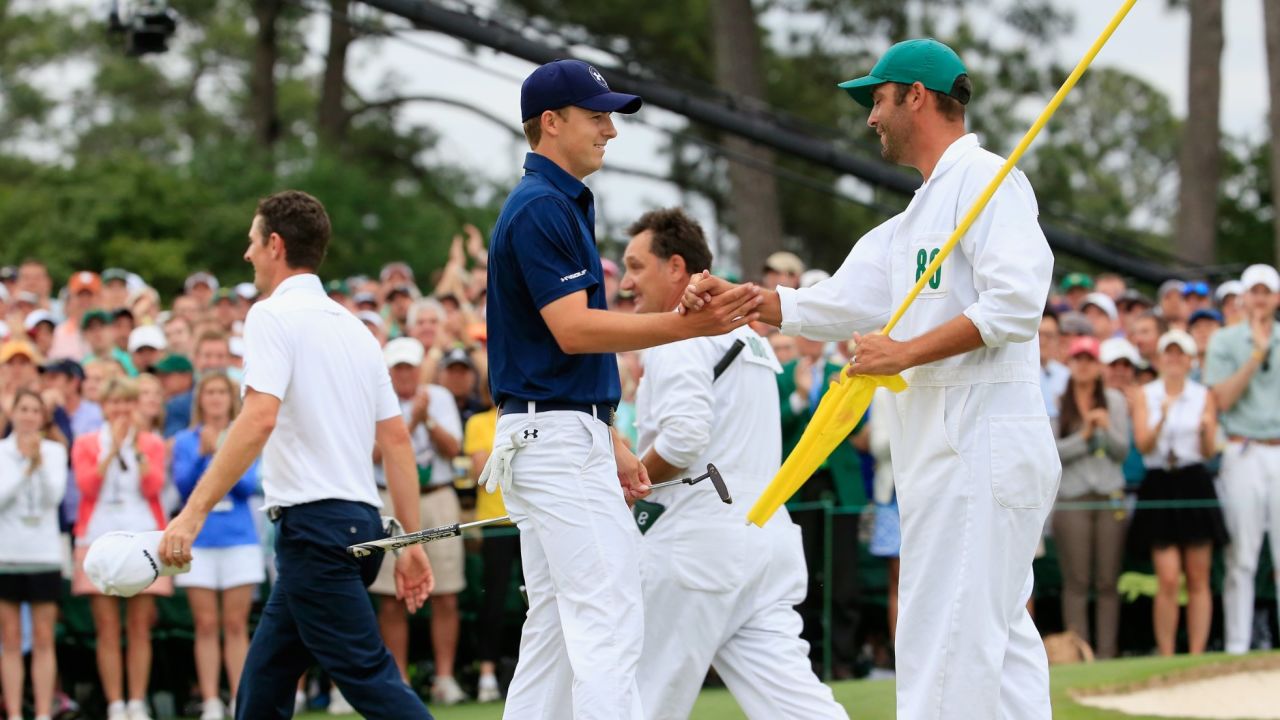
top-left (153, 354), bottom-right (194, 374)
top-left (80, 309), bottom-right (113, 330)
top-left (839, 38), bottom-right (970, 108)
top-left (1059, 272), bottom-right (1094, 293)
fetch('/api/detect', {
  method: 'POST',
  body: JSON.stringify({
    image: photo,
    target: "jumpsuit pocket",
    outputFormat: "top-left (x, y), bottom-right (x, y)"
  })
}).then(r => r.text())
top-left (669, 522), bottom-right (747, 593)
top-left (989, 415), bottom-right (1059, 509)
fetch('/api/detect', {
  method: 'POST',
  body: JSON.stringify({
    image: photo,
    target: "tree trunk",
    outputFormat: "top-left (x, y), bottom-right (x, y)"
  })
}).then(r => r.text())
top-left (250, 0), bottom-right (284, 149)
top-left (318, 0), bottom-right (353, 144)
top-left (1174, 0), bottom-right (1223, 264)
top-left (1264, 0), bottom-right (1280, 264)
top-left (709, 0), bottom-right (784, 279)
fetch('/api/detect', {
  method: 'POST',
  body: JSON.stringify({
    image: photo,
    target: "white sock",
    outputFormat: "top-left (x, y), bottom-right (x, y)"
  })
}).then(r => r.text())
top-left (108, 700), bottom-right (126, 714)
top-left (479, 674), bottom-right (498, 687)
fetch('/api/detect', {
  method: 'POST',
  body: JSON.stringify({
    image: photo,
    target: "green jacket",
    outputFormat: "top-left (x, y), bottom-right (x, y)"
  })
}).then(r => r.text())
top-left (777, 357), bottom-right (866, 507)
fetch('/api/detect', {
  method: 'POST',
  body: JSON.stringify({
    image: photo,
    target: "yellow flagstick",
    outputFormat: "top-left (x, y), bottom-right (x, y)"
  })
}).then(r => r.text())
top-left (746, 0), bottom-right (1139, 528)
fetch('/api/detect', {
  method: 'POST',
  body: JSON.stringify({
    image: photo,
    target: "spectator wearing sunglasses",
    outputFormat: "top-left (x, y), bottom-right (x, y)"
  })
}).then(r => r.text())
top-left (1183, 280), bottom-right (1212, 316)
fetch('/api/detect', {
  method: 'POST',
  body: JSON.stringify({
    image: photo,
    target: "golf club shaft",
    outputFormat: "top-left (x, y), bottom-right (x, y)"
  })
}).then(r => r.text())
top-left (347, 516), bottom-right (509, 557)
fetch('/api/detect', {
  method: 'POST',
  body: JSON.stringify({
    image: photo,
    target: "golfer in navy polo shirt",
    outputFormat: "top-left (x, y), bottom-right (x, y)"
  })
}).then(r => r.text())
top-left (482, 60), bottom-right (764, 719)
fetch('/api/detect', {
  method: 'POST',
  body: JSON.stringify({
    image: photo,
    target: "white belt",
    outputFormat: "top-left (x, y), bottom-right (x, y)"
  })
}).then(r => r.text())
top-left (904, 361), bottom-right (1039, 388)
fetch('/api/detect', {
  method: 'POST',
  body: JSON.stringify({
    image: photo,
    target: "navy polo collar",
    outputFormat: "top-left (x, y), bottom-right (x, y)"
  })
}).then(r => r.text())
top-left (523, 152), bottom-right (590, 202)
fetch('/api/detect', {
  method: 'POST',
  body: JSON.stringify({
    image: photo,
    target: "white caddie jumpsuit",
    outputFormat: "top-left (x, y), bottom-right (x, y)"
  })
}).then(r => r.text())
top-left (633, 325), bottom-right (847, 720)
top-left (777, 133), bottom-right (1060, 720)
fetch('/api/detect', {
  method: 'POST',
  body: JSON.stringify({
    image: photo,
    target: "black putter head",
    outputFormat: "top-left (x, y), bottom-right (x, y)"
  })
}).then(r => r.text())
top-left (703, 463), bottom-right (732, 504)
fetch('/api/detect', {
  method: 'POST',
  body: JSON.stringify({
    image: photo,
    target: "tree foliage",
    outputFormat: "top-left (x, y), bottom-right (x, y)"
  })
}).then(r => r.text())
top-left (0, 0), bottom-right (500, 297)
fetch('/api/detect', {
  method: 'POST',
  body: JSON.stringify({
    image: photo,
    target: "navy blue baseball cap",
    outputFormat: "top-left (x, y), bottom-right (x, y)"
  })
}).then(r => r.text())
top-left (520, 60), bottom-right (642, 122)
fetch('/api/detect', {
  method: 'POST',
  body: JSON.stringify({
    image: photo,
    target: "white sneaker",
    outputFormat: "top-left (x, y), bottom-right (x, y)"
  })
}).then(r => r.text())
top-left (200, 697), bottom-right (226, 720)
top-left (107, 701), bottom-right (127, 720)
top-left (294, 690), bottom-right (307, 715)
top-left (477, 674), bottom-right (502, 703)
top-left (430, 676), bottom-right (468, 706)
top-left (125, 699), bottom-right (152, 720)
top-left (328, 687), bottom-right (354, 715)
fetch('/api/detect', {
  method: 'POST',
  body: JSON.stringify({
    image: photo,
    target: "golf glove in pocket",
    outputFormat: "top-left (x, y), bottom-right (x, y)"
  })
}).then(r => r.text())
top-left (480, 425), bottom-right (531, 495)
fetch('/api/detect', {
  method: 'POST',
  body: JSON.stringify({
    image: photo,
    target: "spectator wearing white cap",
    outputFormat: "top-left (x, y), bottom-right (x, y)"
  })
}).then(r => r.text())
top-left (0, 389), bottom-right (67, 720)
top-left (1130, 329), bottom-right (1227, 656)
top-left (24, 310), bottom-right (56, 359)
top-left (357, 309), bottom-right (387, 346)
top-left (1081, 292), bottom-right (1120, 341)
top-left (1099, 336), bottom-right (1149, 495)
top-left (367, 337), bottom-right (467, 705)
top-left (1204, 263), bottom-right (1280, 654)
top-left (70, 376), bottom-right (170, 720)
top-left (1100, 337), bottom-right (1142, 391)
top-left (127, 325), bottom-right (167, 375)
top-left (1157, 279), bottom-right (1189, 331)
top-left (762, 251), bottom-right (805, 291)
top-left (1215, 279), bottom-right (1245, 326)
top-left (184, 272), bottom-right (219, 309)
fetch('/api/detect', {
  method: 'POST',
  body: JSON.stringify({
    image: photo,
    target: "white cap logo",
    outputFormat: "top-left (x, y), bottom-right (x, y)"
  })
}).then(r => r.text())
top-left (589, 66), bottom-right (608, 89)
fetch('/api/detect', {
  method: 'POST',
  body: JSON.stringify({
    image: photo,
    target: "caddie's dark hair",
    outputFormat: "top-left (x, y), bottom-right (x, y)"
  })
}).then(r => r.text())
top-left (893, 75), bottom-right (970, 121)
top-left (627, 208), bottom-right (713, 275)
top-left (255, 190), bottom-right (330, 270)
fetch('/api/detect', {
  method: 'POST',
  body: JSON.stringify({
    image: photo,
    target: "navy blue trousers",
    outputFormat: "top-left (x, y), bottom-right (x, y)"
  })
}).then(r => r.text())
top-left (235, 500), bottom-right (432, 720)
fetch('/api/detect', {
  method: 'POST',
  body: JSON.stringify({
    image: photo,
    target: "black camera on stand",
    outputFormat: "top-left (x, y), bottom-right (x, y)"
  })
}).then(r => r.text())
top-left (107, 1), bottom-right (178, 56)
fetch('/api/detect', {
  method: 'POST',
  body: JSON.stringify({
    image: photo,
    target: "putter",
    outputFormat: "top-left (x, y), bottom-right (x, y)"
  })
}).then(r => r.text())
top-left (347, 463), bottom-right (731, 558)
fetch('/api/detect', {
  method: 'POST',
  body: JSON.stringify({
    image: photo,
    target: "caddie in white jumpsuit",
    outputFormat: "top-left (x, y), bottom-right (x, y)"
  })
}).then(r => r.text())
top-left (620, 208), bottom-right (847, 720)
top-left (685, 39), bottom-right (1059, 720)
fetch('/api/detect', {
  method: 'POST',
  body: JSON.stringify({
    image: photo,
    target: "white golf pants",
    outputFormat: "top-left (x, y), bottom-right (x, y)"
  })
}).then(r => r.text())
top-left (890, 378), bottom-right (1059, 720)
top-left (1219, 441), bottom-right (1280, 654)
top-left (498, 409), bottom-right (645, 720)
top-left (637, 507), bottom-right (847, 720)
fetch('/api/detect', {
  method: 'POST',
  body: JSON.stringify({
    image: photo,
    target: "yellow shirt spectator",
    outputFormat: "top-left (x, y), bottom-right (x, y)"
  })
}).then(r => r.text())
top-left (465, 408), bottom-right (509, 523)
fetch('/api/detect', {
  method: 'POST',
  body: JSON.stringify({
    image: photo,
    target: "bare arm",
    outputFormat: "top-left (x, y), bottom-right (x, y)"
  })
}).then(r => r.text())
top-left (639, 448), bottom-right (682, 485)
top-left (847, 314), bottom-right (984, 377)
top-left (181, 389), bottom-right (278, 515)
top-left (1131, 391), bottom-right (1160, 455)
top-left (376, 416), bottom-right (422, 534)
top-left (541, 288), bottom-right (761, 354)
top-left (899, 315), bottom-right (985, 369)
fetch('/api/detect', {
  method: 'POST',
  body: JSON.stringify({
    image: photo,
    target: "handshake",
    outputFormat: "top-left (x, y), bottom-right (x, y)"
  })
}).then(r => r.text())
top-left (675, 271), bottom-right (773, 337)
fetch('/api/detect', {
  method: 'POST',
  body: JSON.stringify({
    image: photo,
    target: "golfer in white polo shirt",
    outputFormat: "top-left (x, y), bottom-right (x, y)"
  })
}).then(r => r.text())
top-left (159, 190), bottom-right (435, 720)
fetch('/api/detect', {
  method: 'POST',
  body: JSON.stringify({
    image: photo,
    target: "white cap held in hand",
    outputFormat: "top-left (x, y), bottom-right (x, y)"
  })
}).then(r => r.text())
top-left (84, 531), bottom-right (191, 597)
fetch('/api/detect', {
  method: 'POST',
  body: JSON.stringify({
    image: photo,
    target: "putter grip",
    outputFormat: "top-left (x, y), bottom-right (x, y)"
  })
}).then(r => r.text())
top-left (347, 523), bottom-right (462, 557)
top-left (712, 339), bottom-right (746, 381)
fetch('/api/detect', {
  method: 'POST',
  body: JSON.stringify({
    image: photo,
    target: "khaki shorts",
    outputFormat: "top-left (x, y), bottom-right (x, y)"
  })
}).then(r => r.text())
top-left (369, 486), bottom-right (466, 596)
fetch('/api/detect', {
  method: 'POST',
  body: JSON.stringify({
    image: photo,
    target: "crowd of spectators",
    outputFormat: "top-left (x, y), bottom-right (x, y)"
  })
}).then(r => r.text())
top-left (0, 231), bottom-right (1278, 716)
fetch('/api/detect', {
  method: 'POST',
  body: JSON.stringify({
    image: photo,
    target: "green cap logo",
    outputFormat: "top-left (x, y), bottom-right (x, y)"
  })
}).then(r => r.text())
top-left (838, 38), bottom-right (970, 108)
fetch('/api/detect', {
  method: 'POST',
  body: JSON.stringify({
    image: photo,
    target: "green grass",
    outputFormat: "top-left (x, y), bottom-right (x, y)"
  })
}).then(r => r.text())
top-left (300, 652), bottom-right (1279, 719)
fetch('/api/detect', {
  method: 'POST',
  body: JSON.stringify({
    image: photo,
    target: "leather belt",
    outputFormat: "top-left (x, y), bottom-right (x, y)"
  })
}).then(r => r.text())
top-left (1228, 436), bottom-right (1280, 447)
top-left (499, 400), bottom-right (615, 427)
